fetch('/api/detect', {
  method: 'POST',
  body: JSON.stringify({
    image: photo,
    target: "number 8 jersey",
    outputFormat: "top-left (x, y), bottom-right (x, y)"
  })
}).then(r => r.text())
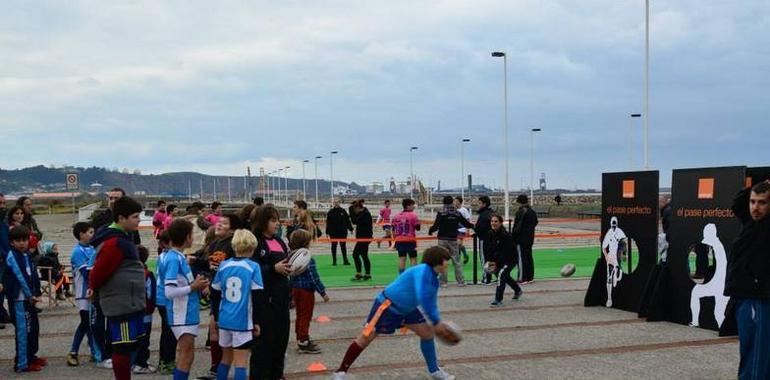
top-left (212, 257), bottom-right (264, 331)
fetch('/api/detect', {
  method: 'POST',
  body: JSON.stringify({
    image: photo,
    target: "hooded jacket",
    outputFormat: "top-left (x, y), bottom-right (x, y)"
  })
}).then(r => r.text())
top-left (88, 224), bottom-right (146, 318)
top-left (513, 204), bottom-right (538, 246)
top-left (475, 205), bottom-right (494, 239)
top-left (725, 188), bottom-right (770, 298)
top-left (429, 205), bottom-right (474, 241)
top-left (326, 206), bottom-right (354, 238)
top-left (486, 227), bottom-right (516, 267)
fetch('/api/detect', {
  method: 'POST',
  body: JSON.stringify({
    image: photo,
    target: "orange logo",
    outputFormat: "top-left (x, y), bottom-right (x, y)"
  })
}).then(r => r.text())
top-left (698, 178), bottom-right (715, 199)
top-left (622, 180), bottom-right (635, 199)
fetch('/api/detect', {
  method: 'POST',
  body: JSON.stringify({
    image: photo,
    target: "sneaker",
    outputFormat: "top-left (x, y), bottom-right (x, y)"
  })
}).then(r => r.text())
top-left (606, 300), bottom-right (613, 308)
top-left (512, 291), bottom-right (523, 300)
top-left (490, 300), bottom-right (503, 308)
top-left (351, 274), bottom-right (363, 281)
top-left (157, 361), bottom-right (175, 375)
top-left (32, 357), bottom-right (48, 367)
top-left (429, 368), bottom-right (456, 380)
top-left (332, 371), bottom-right (347, 380)
top-left (96, 359), bottom-right (113, 369)
top-left (362, 275), bottom-right (372, 281)
top-left (65, 290), bottom-right (74, 298)
top-left (16, 363), bottom-right (43, 373)
top-left (298, 340), bottom-right (322, 354)
top-left (56, 293), bottom-right (67, 301)
top-left (196, 369), bottom-right (217, 379)
top-left (67, 352), bottom-right (79, 367)
top-left (440, 283), bottom-right (448, 288)
top-left (457, 282), bottom-right (466, 287)
top-left (133, 364), bottom-right (157, 374)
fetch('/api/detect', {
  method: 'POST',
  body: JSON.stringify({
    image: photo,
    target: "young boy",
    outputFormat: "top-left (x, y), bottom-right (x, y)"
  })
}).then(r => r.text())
top-left (391, 199), bottom-right (421, 274)
top-left (88, 196), bottom-right (147, 380)
top-left (164, 218), bottom-right (209, 380)
top-left (68, 222), bottom-right (96, 367)
top-left (133, 245), bottom-right (156, 374)
top-left (289, 229), bottom-right (330, 354)
top-left (3, 225), bottom-right (46, 373)
top-left (333, 246), bottom-right (456, 380)
top-left (210, 229), bottom-right (264, 380)
top-left (155, 230), bottom-right (177, 374)
top-left (376, 200), bottom-right (393, 248)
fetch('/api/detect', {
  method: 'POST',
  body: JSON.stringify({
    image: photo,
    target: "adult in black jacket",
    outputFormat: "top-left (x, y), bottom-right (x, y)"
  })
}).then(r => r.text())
top-left (326, 200), bottom-right (353, 265)
top-left (91, 188), bottom-right (141, 245)
top-left (429, 196), bottom-right (474, 286)
top-left (350, 201), bottom-right (373, 281)
top-left (249, 205), bottom-right (292, 380)
top-left (486, 214), bottom-right (522, 306)
top-left (475, 196), bottom-right (495, 284)
top-left (513, 195), bottom-right (538, 283)
top-left (725, 181), bottom-right (770, 379)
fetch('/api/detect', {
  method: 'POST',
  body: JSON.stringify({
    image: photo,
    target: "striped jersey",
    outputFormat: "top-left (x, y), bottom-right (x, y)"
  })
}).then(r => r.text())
top-left (164, 249), bottom-right (200, 326)
top-left (70, 243), bottom-right (95, 300)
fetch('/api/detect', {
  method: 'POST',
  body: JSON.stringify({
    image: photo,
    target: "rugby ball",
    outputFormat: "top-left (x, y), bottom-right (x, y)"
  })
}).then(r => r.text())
top-left (483, 261), bottom-right (497, 274)
top-left (560, 263), bottom-right (576, 277)
top-left (437, 321), bottom-right (463, 346)
top-left (288, 248), bottom-right (312, 276)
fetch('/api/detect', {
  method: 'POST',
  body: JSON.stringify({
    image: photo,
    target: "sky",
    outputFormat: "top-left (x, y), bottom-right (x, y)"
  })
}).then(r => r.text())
top-left (1, 1), bottom-right (768, 190)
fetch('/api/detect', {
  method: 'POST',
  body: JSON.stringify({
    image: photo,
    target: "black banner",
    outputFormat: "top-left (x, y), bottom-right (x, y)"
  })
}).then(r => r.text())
top-left (585, 171), bottom-right (659, 313)
top-left (644, 166), bottom-right (744, 332)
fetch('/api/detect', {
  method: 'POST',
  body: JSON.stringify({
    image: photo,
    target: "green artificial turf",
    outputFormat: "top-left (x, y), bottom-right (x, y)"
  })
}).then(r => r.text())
top-left (147, 246), bottom-right (601, 288)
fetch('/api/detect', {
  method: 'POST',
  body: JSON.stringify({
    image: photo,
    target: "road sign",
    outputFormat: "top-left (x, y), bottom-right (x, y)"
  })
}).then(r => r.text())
top-left (66, 173), bottom-right (79, 190)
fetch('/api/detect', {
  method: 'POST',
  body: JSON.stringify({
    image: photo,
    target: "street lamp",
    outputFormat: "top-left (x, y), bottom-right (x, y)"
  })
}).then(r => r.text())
top-left (629, 113), bottom-right (642, 169)
top-left (302, 160), bottom-right (309, 201)
top-left (492, 51), bottom-right (510, 221)
top-left (277, 169), bottom-right (283, 206)
top-left (284, 166), bottom-right (290, 205)
top-left (644, 0), bottom-right (650, 169)
top-left (530, 128), bottom-right (541, 205)
top-left (460, 138), bottom-right (470, 199)
top-left (409, 146), bottom-right (418, 200)
top-left (330, 151), bottom-right (338, 205)
top-left (314, 156), bottom-right (322, 208)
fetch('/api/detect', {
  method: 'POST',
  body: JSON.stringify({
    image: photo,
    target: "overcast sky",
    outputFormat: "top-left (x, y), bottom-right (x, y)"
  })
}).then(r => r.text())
top-left (1, 1), bottom-right (767, 190)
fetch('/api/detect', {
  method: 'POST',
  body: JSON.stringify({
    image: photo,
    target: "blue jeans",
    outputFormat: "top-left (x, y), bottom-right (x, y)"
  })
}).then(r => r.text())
top-left (736, 298), bottom-right (770, 380)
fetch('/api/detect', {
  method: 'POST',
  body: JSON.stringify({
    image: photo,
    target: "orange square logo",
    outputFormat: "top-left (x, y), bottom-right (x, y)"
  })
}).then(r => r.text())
top-left (698, 178), bottom-right (714, 199)
top-left (622, 180), bottom-right (635, 199)
top-left (746, 177), bottom-right (753, 188)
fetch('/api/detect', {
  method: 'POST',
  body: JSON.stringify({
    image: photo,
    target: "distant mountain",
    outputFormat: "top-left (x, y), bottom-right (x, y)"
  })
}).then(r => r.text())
top-left (0, 165), bottom-right (364, 197)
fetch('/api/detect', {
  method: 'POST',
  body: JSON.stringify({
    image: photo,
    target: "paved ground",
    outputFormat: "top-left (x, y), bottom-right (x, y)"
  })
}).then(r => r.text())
top-left (0, 278), bottom-right (739, 379)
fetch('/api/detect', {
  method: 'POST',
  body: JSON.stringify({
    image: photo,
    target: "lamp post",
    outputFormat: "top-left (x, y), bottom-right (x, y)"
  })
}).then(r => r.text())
top-left (492, 51), bottom-right (510, 221)
top-left (314, 156), bottom-right (322, 208)
top-left (629, 113), bottom-right (642, 169)
top-left (530, 128), bottom-right (541, 205)
top-left (302, 160), bottom-right (309, 201)
top-left (284, 166), bottom-right (290, 205)
top-left (409, 146), bottom-right (418, 200)
top-left (644, 0), bottom-right (650, 169)
top-left (330, 151), bottom-right (338, 205)
top-left (460, 138), bottom-right (470, 199)
top-left (277, 169), bottom-right (283, 206)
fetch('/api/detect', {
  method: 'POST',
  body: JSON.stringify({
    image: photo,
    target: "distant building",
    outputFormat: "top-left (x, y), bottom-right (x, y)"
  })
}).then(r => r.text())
top-left (365, 182), bottom-right (384, 194)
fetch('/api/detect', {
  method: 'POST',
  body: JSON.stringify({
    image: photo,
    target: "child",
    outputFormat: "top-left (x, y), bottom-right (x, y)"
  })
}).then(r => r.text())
top-left (164, 218), bottom-right (210, 380)
top-left (38, 241), bottom-right (72, 300)
top-left (289, 229), bottom-right (329, 354)
top-left (133, 245), bottom-right (156, 374)
top-left (333, 246), bottom-right (456, 380)
top-left (88, 196), bottom-right (148, 380)
top-left (3, 225), bottom-right (46, 373)
top-left (391, 199), bottom-right (422, 274)
top-left (87, 231), bottom-right (112, 370)
top-left (206, 201), bottom-right (222, 225)
top-left (486, 214), bottom-right (522, 307)
top-left (155, 230), bottom-right (177, 374)
top-left (67, 222), bottom-right (96, 367)
top-left (210, 229), bottom-right (264, 380)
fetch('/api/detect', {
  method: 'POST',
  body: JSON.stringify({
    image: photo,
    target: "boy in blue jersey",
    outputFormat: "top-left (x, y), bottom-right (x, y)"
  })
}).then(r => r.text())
top-left (210, 229), bottom-right (263, 380)
top-left (332, 246), bottom-right (457, 380)
top-left (154, 230), bottom-right (177, 374)
top-left (164, 219), bottom-right (210, 380)
top-left (67, 222), bottom-right (96, 367)
top-left (3, 226), bottom-right (45, 373)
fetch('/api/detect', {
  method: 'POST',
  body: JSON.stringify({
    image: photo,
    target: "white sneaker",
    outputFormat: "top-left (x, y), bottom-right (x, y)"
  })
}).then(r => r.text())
top-left (96, 359), bottom-right (113, 369)
top-left (332, 371), bottom-right (347, 380)
top-left (429, 368), bottom-right (456, 380)
top-left (133, 364), bottom-right (157, 374)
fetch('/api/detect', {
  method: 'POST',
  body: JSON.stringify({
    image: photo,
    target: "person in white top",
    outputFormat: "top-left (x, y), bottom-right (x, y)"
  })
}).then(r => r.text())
top-left (454, 197), bottom-right (472, 264)
top-left (602, 217), bottom-right (626, 307)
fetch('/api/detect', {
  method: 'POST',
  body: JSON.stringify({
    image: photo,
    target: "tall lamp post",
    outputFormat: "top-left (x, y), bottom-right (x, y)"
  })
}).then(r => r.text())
top-left (314, 155), bottom-right (322, 208)
top-left (330, 151), bottom-right (338, 205)
top-left (277, 169), bottom-right (283, 206)
top-left (302, 160), bottom-right (309, 201)
top-left (460, 138), bottom-right (470, 199)
top-left (629, 113), bottom-right (642, 169)
top-left (409, 146), bottom-right (418, 200)
top-left (284, 166), bottom-right (290, 205)
top-left (530, 128), bottom-right (541, 205)
top-left (492, 51), bottom-right (510, 221)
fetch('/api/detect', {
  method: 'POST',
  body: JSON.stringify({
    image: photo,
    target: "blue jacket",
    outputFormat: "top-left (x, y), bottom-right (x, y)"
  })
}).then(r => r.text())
top-left (3, 249), bottom-right (42, 302)
top-left (290, 257), bottom-right (326, 296)
top-left (381, 263), bottom-right (441, 324)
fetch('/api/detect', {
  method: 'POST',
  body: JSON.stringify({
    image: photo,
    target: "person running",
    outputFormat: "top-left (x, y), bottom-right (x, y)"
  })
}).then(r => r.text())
top-left (376, 200), bottom-right (393, 248)
top-left (486, 215), bottom-right (522, 307)
top-left (332, 246), bottom-right (456, 380)
top-left (325, 200), bottom-right (353, 266)
top-left (391, 199), bottom-right (421, 274)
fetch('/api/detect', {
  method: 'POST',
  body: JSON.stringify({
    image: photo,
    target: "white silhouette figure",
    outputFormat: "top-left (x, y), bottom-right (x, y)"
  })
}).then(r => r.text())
top-left (689, 223), bottom-right (729, 328)
top-left (602, 216), bottom-right (626, 307)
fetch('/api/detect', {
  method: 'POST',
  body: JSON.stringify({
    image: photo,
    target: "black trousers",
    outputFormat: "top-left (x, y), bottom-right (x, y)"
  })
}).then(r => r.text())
top-left (90, 301), bottom-right (111, 360)
top-left (353, 242), bottom-right (371, 275)
top-left (517, 243), bottom-right (535, 282)
top-left (250, 293), bottom-right (290, 379)
top-left (331, 241), bottom-right (349, 264)
top-left (156, 306), bottom-right (177, 364)
top-left (495, 265), bottom-right (522, 301)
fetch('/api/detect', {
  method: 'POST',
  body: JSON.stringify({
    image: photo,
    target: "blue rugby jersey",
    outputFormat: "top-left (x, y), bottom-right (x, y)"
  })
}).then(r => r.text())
top-left (70, 243), bottom-right (95, 301)
top-left (211, 257), bottom-right (263, 331)
top-left (382, 263), bottom-right (441, 324)
top-left (164, 249), bottom-right (200, 326)
top-left (155, 250), bottom-right (169, 308)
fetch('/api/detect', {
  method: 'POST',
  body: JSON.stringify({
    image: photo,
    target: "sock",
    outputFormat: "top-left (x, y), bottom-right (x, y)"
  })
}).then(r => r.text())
top-left (234, 367), bottom-right (247, 380)
top-left (173, 368), bottom-right (190, 380)
top-left (111, 353), bottom-right (131, 380)
top-left (420, 338), bottom-right (439, 373)
top-left (216, 363), bottom-right (230, 380)
top-left (337, 341), bottom-right (364, 373)
top-left (210, 340), bottom-right (223, 372)
top-left (398, 268), bottom-right (405, 274)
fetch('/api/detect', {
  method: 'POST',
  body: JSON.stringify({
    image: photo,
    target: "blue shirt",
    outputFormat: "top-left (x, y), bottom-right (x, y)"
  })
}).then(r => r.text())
top-left (212, 257), bottom-right (263, 331)
top-left (382, 264), bottom-right (441, 324)
top-left (5, 250), bottom-right (35, 301)
top-left (70, 243), bottom-right (95, 300)
top-left (164, 249), bottom-right (200, 326)
top-left (155, 250), bottom-right (169, 308)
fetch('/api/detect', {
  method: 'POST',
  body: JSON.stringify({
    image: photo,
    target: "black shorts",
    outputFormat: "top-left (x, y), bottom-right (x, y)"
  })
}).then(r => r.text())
top-left (395, 242), bottom-right (418, 258)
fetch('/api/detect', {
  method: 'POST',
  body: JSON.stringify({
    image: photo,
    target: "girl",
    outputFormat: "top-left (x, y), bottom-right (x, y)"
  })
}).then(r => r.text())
top-left (351, 201), bottom-right (373, 281)
top-left (7, 206), bottom-right (39, 260)
top-left (486, 214), bottom-right (523, 307)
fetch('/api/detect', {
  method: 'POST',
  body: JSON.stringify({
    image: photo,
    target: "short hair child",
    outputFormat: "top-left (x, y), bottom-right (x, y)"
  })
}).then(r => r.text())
top-left (154, 229), bottom-right (176, 372)
top-left (67, 222), bottom-right (96, 367)
top-left (289, 229), bottom-right (329, 354)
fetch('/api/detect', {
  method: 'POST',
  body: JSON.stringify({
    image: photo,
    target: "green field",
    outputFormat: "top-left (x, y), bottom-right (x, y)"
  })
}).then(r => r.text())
top-left (148, 246), bottom-right (600, 288)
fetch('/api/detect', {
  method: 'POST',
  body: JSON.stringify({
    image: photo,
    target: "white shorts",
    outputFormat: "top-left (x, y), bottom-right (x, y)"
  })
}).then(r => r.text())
top-left (76, 299), bottom-right (89, 311)
top-left (171, 325), bottom-right (199, 339)
top-left (218, 329), bottom-right (253, 349)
